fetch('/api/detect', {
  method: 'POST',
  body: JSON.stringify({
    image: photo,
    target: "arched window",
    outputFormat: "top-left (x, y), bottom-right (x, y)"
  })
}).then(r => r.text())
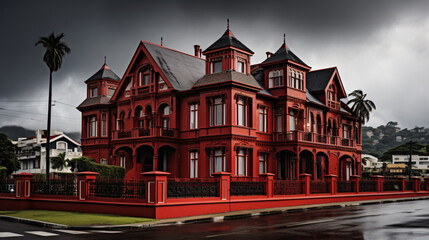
top-left (135, 106), bottom-right (144, 128)
top-left (159, 104), bottom-right (170, 129)
top-left (145, 106), bottom-right (152, 129)
top-left (269, 70), bottom-right (283, 88)
top-left (117, 112), bottom-right (125, 131)
top-left (328, 84), bottom-right (336, 101)
top-left (138, 68), bottom-right (150, 86)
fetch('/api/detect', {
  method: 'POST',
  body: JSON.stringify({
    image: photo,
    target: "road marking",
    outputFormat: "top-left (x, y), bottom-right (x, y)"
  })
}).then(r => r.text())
top-left (206, 232), bottom-right (239, 238)
top-left (0, 232), bottom-right (23, 238)
top-left (55, 229), bottom-right (90, 234)
top-left (285, 218), bottom-right (335, 227)
top-left (90, 230), bottom-right (123, 234)
top-left (26, 231), bottom-right (59, 236)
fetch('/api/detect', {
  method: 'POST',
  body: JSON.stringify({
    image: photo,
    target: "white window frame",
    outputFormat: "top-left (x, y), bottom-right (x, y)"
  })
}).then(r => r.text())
top-left (190, 103), bottom-right (198, 129)
top-left (190, 151), bottom-right (198, 178)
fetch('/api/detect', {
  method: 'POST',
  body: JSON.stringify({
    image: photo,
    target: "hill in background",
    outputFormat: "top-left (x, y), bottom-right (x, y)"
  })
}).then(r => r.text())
top-left (0, 125), bottom-right (81, 143)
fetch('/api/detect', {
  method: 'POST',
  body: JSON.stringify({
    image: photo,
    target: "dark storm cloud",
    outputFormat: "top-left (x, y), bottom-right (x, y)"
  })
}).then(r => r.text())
top-left (1, 0), bottom-right (429, 132)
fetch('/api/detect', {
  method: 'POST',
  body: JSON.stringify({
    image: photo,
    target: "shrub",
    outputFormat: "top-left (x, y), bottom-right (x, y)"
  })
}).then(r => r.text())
top-left (0, 166), bottom-right (8, 179)
top-left (68, 157), bottom-right (125, 179)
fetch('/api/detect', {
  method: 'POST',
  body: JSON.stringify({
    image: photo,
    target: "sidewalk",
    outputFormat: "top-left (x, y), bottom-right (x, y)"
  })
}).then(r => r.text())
top-left (1, 195), bottom-right (428, 230)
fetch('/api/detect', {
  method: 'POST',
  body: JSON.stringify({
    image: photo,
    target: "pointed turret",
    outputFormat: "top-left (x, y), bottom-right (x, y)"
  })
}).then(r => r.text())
top-left (261, 35), bottom-right (309, 68)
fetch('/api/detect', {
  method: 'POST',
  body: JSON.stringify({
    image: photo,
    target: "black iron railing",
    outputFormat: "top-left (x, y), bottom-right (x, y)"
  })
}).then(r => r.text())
top-left (118, 130), bottom-right (132, 138)
top-left (337, 180), bottom-right (354, 193)
top-left (420, 181), bottom-right (426, 191)
top-left (230, 178), bottom-right (266, 196)
top-left (310, 180), bottom-right (329, 194)
top-left (273, 180), bottom-right (303, 195)
top-left (167, 179), bottom-right (219, 198)
top-left (162, 129), bottom-right (174, 137)
top-left (359, 180), bottom-right (376, 192)
top-left (138, 128), bottom-right (150, 136)
top-left (88, 179), bottom-right (145, 199)
top-left (383, 180), bottom-right (402, 191)
top-left (405, 181), bottom-right (414, 191)
top-left (0, 179), bottom-right (15, 194)
top-left (31, 179), bottom-right (77, 196)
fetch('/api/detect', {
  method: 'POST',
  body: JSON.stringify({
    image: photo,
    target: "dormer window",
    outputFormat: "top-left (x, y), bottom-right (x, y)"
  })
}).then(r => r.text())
top-left (269, 70), bottom-right (283, 88)
top-left (328, 84), bottom-right (336, 101)
top-left (237, 60), bottom-right (245, 73)
top-left (90, 87), bottom-right (97, 97)
top-left (212, 61), bottom-right (222, 73)
top-left (139, 70), bottom-right (150, 86)
top-left (289, 69), bottom-right (304, 90)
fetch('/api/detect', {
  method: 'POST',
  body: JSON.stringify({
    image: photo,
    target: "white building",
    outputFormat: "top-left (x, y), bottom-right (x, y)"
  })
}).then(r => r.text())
top-left (15, 130), bottom-right (82, 174)
top-left (392, 154), bottom-right (429, 175)
top-left (361, 154), bottom-right (383, 170)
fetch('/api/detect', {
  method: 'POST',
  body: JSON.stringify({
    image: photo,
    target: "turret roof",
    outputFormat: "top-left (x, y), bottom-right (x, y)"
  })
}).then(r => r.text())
top-left (261, 41), bottom-right (308, 67)
top-left (85, 63), bottom-right (121, 82)
top-left (203, 28), bottom-right (254, 54)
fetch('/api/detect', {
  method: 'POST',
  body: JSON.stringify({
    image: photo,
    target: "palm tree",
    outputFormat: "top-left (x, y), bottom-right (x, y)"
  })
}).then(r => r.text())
top-left (347, 90), bottom-right (376, 125)
top-left (50, 152), bottom-right (69, 171)
top-left (35, 32), bottom-right (70, 185)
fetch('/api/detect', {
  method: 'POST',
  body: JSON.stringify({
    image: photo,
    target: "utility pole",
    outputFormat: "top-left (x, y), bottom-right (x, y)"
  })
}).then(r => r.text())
top-left (407, 141), bottom-right (417, 180)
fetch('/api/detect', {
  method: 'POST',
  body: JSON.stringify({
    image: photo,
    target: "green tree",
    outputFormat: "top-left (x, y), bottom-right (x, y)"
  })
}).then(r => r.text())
top-left (347, 90), bottom-right (376, 125)
top-left (35, 32), bottom-right (71, 180)
top-left (0, 133), bottom-right (20, 176)
top-left (50, 152), bottom-right (69, 171)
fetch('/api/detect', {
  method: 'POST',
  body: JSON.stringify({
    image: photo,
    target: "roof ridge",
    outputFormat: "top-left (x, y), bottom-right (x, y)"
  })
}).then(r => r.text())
top-left (141, 40), bottom-right (205, 60)
top-left (309, 67), bottom-right (337, 72)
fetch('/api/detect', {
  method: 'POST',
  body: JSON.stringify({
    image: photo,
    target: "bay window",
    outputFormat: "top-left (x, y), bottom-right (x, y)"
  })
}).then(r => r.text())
top-left (269, 70), bottom-right (283, 88)
top-left (212, 61), bottom-right (222, 73)
top-left (259, 106), bottom-right (268, 132)
top-left (209, 148), bottom-right (226, 175)
top-left (89, 116), bottom-right (97, 137)
top-left (259, 154), bottom-right (267, 174)
top-left (236, 148), bottom-right (250, 176)
top-left (275, 108), bottom-right (283, 132)
top-left (289, 110), bottom-right (297, 131)
top-left (236, 97), bottom-right (251, 127)
top-left (209, 97), bottom-right (225, 126)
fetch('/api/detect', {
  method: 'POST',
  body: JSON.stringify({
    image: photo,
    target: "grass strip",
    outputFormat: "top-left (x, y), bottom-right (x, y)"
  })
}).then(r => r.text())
top-left (0, 210), bottom-right (153, 226)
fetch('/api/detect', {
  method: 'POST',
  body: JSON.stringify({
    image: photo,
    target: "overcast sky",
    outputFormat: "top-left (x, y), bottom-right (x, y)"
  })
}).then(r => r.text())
top-left (1, 0), bottom-right (429, 133)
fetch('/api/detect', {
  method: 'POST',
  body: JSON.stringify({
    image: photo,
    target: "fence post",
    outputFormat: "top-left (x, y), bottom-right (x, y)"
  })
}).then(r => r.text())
top-left (141, 171), bottom-right (170, 204)
top-left (12, 173), bottom-right (33, 199)
top-left (425, 177), bottom-right (429, 191)
top-left (371, 175), bottom-right (384, 193)
top-left (75, 171), bottom-right (99, 201)
top-left (396, 176), bottom-right (406, 191)
top-left (300, 173), bottom-right (311, 196)
top-left (212, 172), bottom-right (231, 201)
top-left (411, 176), bottom-right (420, 192)
top-left (324, 174), bottom-right (337, 195)
top-left (259, 173), bottom-right (275, 198)
top-left (351, 175), bottom-right (360, 193)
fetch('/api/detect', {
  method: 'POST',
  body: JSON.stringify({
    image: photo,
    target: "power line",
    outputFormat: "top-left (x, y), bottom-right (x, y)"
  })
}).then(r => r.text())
top-left (0, 107), bottom-right (80, 120)
top-left (0, 113), bottom-right (42, 121)
top-left (0, 100), bottom-right (46, 103)
top-left (54, 100), bottom-right (77, 108)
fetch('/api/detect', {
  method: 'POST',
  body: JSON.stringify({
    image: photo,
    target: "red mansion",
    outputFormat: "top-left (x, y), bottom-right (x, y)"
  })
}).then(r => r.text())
top-left (77, 26), bottom-right (362, 181)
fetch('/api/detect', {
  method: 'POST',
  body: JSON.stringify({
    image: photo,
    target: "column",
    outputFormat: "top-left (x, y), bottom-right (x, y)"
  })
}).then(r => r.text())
top-left (12, 173), bottom-right (33, 198)
top-left (411, 176), bottom-right (421, 192)
top-left (141, 171), bottom-right (170, 204)
top-left (75, 171), bottom-right (99, 200)
top-left (351, 175), bottom-right (360, 193)
top-left (300, 173), bottom-right (311, 196)
top-left (212, 172), bottom-right (231, 201)
top-left (371, 175), bottom-right (384, 193)
top-left (325, 174), bottom-right (337, 195)
top-left (260, 173), bottom-right (275, 198)
top-left (396, 176), bottom-right (406, 192)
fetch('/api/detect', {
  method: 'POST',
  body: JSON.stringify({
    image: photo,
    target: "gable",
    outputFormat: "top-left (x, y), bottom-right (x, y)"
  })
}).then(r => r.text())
top-left (307, 67), bottom-right (346, 98)
top-left (325, 69), bottom-right (347, 99)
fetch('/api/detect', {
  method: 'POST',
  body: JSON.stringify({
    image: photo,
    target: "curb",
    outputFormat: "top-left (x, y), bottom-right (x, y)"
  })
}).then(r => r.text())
top-left (2, 196), bottom-right (429, 230)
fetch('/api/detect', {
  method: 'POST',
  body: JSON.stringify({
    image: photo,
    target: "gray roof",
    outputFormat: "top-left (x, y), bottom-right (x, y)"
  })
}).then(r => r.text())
top-left (252, 68), bottom-right (272, 96)
top-left (143, 42), bottom-right (205, 91)
top-left (77, 95), bottom-right (111, 108)
top-left (262, 44), bottom-right (308, 67)
top-left (85, 64), bottom-right (121, 82)
top-left (306, 90), bottom-right (324, 105)
top-left (203, 29), bottom-right (254, 54)
top-left (306, 68), bottom-right (336, 92)
top-left (194, 70), bottom-right (261, 90)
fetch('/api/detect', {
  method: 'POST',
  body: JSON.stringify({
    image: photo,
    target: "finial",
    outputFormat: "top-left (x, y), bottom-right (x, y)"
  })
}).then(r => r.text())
top-left (283, 34), bottom-right (286, 45)
top-left (104, 56), bottom-right (106, 65)
top-left (227, 18), bottom-right (230, 30)
top-left (161, 37), bottom-right (163, 46)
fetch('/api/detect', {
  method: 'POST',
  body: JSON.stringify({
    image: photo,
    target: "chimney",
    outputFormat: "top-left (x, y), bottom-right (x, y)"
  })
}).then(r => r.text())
top-left (194, 45), bottom-right (200, 57)
top-left (266, 52), bottom-right (273, 59)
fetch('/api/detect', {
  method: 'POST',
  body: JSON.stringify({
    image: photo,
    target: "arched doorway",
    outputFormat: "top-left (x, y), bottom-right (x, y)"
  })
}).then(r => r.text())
top-left (136, 145), bottom-right (154, 172)
top-left (276, 150), bottom-right (297, 180)
top-left (115, 146), bottom-right (133, 174)
top-left (299, 150), bottom-right (314, 178)
top-left (316, 152), bottom-right (329, 179)
top-left (157, 145), bottom-right (176, 174)
top-left (339, 155), bottom-right (353, 180)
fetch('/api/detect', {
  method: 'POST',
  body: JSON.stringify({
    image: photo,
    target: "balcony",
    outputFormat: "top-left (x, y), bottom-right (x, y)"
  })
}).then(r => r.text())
top-left (274, 131), bottom-right (356, 148)
top-left (328, 100), bottom-right (340, 110)
top-left (113, 127), bottom-right (177, 140)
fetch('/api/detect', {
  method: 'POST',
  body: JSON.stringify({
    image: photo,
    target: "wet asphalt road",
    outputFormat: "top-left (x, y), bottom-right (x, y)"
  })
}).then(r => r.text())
top-left (2, 199), bottom-right (429, 239)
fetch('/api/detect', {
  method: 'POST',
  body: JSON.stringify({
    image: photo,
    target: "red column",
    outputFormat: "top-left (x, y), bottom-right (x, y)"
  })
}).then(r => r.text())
top-left (325, 174), bottom-right (337, 195)
top-left (396, 176), bottom-right (406, 191)
top-left (425, 177), bottom-right (429, 191)
top-left (212, 172), bottom-right (231, 201)
top-left (411, 176), bottom-right (420, 192)
top-left (141, 171), bottom-right (170, 203)
top-left (351, 175), bottom-right (360, 193)
top-left (12, 173), bottom-right (33, 198)
top-left (371, 175), bottom-right (384, 193)
top-left (300, 173), bottom-right (311, 196)
top-left (260, 173), bottom-right (275, 198)
top-left (75, 171), bottom-right (99, 200)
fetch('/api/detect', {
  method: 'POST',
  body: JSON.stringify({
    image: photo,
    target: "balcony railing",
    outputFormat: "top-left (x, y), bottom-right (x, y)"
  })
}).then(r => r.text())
top-left (328, 100), bottom-right (340, 110)
top-left (113, 127), bottom-right (177, 140)
top-left (274, 131), bottom-right (356, 148)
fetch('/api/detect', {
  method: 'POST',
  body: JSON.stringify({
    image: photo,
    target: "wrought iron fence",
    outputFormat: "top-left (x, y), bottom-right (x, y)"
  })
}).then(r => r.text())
top-left (230, 178), bottom-right (266, 196)
top-left (383, 180), bottom-right (402, 191)
top-left (405, 181), bottom-right (414, 191)
top-left (88, 179), bottom-right (145, 199)
top-left (167, 179), bottom-right (219, 198)
top-left (138, 128), bottom-right (150, 136)
top-left (310, 180), bottom-right (329, 194)
top-left (337, 180), bottom-right (354, 193)
top-left (420, 181), bottom-right (426, 191)
top-left (0, 179), bottom-right (15, 194)
top-left (273, 180), bottom-right (303, 195)
top-left (359, 180), bottom-right (376, 192)
top-left (118, 130), bottom-right (132, 138)
top-left (31, 179), bottom-right (77, 196)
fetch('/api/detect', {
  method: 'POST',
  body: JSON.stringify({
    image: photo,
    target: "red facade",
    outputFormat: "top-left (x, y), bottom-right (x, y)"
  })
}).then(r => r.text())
top-left (78, 27), bottom-right (362, 180)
